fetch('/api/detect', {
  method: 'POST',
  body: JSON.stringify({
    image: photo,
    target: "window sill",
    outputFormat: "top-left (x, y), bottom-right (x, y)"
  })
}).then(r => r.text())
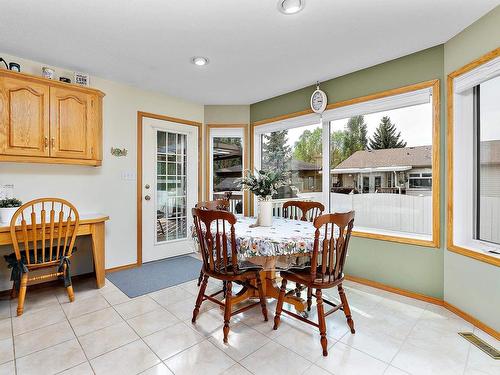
top-left (448, 241), bottom-right (500, 267)
top-left (351, 226), bottom-right (438, 248)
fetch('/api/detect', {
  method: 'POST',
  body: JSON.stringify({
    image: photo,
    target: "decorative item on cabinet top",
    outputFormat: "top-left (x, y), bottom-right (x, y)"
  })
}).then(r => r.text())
top-left (0, 69), bottom-right (105, 167)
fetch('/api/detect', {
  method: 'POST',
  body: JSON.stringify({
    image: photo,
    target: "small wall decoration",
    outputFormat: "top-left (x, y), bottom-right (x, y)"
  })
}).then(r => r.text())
top-left (111, 147), bottom-right (128, 157)
top-left (42, 67), bottom-right (55, 79)
top-left (74, 72), bottom-right (90, 86)
top-left (59, 77), bottom-right (71, 83)
top-left (8, 62), bottom-right (20, 72)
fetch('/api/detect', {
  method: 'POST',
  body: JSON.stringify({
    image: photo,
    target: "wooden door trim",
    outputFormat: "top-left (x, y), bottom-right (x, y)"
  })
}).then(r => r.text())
top-left (136, 111), bottom-right (202, 266)
top-left (205, 123), bottom-right (250, 216)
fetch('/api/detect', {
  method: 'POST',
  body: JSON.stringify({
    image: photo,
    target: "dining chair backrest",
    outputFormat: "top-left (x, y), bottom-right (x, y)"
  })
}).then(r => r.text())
top-left (195, 199), bottom-right (230, 212)
top-left (192, 207), bottom-right (238, 275)
top-left (282, 200), bottom-right (325, 222)
top-left (309, 211), bottom-right (355, 284)
top-left (10, 198), bottom-right (80, 268)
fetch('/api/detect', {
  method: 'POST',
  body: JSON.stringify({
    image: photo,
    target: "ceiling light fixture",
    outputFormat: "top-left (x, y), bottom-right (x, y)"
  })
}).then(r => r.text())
top-left (191, 56), bottom-right (209, 66)
top-left (278, 0), bottom-right (305, 15)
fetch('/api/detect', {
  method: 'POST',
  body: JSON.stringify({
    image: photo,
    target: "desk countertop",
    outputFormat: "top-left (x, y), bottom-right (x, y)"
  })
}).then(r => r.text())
top-left (0, 213), bottom-right (109, 231)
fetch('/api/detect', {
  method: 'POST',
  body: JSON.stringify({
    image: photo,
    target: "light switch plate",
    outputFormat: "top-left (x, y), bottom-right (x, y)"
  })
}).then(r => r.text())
top-left (121, 171), bottom-right (136, 181)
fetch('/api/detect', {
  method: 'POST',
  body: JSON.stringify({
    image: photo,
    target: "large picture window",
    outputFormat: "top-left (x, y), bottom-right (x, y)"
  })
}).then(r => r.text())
top-left (253, 81), bottom-right (439, 247)
top-left (330, 102), bottom-right (433, 239)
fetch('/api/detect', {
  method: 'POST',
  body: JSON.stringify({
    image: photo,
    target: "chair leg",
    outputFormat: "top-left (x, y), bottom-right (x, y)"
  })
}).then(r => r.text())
top-left (255, 272), bottom-right (268, 321)
top-left (192, 275), bottom-right (208, 323)
top-left (316, 288), bottom-right (328, 356)
top-left (295, 283), bottom-right (302, 298)
top-left (223, 281), bottom-right (232, 343)
top-left (10, 285), bottom-right (17, 299)
top-left (197, 269), bottom-right (203, 286)
top-left (338, 283), bottom-right (355, 333)
top-left (17, 273), bottom-right (28, 316)
top-left (63, 263), bottom-right (75, 302)
top-left (307, 287), bottom-right (313, 311)
top-left (273, 278), bottom-right (287, 330)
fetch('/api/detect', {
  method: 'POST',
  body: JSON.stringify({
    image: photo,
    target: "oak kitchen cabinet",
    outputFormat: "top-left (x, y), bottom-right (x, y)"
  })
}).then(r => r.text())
top-left (0, 70), bottom-right (104, 166)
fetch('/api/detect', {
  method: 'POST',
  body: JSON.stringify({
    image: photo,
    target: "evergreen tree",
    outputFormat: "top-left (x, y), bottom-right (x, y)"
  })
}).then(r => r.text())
top-left (368, 116), bottom-right (407, 149)
top-left (262, 130), bottom-right (292, 171)
top-left (343, 115), bottom-right (368, 159)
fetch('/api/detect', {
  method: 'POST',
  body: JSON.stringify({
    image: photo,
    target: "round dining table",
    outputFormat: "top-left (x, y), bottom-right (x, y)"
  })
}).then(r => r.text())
top-left (218, 216), bottom-right (318, 313)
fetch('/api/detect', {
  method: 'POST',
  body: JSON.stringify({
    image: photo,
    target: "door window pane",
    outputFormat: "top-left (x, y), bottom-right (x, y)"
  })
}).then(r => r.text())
top-left (261, 124), bottom-right (323, 206)
top-left (476, 75), bottom-right (500, 244)
top-left (157, 131), bottom-right (187, 243)
top-left (212, 137), bottom-right (244, 214)
top-left (330, 102), bottom-right (433, 238)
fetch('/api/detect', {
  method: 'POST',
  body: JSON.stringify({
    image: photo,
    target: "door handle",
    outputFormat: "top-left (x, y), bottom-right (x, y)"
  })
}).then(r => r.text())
top-left (44, 137), bottom-right (49, 148)
top-left (144, 195), bottom-right (151, 201)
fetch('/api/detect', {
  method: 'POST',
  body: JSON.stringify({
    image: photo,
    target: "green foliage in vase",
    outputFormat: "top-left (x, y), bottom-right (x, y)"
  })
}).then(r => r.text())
top-left (238, 169), bottom-right (289, 200)
top-left (0, 198), bottom-right (22, 208)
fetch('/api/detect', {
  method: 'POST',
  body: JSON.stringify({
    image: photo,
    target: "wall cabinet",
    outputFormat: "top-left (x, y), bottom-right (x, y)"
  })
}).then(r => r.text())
top-left (0, 70), bottom-right (104, 166)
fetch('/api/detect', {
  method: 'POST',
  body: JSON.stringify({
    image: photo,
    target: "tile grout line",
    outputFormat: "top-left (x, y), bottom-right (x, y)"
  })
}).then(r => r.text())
top-left (60, 293), bottom-right (97, 375)
top-left (9, 299), bottom-right (18, 375)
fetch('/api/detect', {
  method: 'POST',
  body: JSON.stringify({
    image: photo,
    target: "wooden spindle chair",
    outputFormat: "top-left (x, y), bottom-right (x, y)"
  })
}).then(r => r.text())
top-left (7, 198), bottom-right (79, 316)
top-left (282, 200), bottom-right (325, 299)
top-left (192, 208), bottom-right (268, 343)
top-left (282, 200), bottom-right (325, 222)
top-left (273, 211), bottom-right (356, 356)
top-left (195, 199), bottom-right (231, 287)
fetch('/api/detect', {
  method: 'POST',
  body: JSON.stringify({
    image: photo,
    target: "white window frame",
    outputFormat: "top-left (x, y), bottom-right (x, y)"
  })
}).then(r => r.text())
top-left (253, 81), bottom-right (439, 247)
top-left (450, 54), bottom-right (500, 262)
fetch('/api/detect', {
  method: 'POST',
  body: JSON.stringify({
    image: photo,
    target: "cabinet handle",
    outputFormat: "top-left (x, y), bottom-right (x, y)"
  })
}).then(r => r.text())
top-left (44, 137), bottom-right (48, 148)
top-left (51, 138), bottom-right (55, 149)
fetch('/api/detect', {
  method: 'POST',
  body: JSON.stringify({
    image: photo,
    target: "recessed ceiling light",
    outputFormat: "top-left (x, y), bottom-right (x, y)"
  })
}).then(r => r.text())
top-left (191, 56), bottom-right (209, 66)
top-left (278, 0), bottom-right (305, 15)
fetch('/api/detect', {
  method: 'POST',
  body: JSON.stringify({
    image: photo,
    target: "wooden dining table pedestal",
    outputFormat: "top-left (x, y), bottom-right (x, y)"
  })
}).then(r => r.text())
top-left (231, 269), bottom-right (307, 313)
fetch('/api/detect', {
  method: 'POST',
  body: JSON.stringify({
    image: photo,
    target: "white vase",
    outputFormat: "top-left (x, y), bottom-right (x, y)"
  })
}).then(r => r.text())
top-left (258, 199), bottom-right (273, 227)
top-left (0, 207), bottom-right (19, 225)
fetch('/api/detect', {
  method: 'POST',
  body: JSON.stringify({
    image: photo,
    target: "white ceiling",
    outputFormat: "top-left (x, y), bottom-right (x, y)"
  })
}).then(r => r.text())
top-left (1, 0), bottom-right (498, 104)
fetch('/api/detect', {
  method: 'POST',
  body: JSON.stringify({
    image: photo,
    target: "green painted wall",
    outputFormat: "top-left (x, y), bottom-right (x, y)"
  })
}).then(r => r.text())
top-left (250, 45), bottom-right (444, 123)
top-left (251, 45), bottom-right (446, 299)
top-left (443, 6), bottom-right (500, 332)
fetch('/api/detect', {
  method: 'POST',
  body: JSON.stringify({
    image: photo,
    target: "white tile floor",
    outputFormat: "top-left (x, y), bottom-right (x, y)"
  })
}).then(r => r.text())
top-left (0, 277), bottom-right (497, 375)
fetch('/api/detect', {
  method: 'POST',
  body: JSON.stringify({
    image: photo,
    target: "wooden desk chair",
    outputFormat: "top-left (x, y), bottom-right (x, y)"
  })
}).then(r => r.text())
top-left (282, 200), bottom-right (325, 298)
top-left (192, 207), bottom-right (267, 343)
top-left (273, 211), bottom-right (356, 356)
top-left (7, 198), bottom-right (79, 316)
top-left (195, 199), bottom-right (230, 286)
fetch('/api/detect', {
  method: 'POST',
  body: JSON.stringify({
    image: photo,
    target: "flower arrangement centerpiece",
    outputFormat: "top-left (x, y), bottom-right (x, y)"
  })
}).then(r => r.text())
top-left (239, 169), bottom-right (289, 226)
top-left (0, 198), bottom-right (22, 225)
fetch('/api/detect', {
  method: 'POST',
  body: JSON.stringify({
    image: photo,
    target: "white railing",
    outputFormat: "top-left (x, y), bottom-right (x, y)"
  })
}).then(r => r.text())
top-left (330, 192), bottom-right (433, 235)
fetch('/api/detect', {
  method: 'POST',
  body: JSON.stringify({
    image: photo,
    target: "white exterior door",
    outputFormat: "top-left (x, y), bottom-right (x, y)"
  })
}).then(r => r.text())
top-left (142, 117), bottom-right (198, 262)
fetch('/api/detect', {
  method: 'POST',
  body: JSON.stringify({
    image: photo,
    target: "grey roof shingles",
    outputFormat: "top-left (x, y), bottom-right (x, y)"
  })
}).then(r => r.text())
top-left (334, 145), bottom-right (432, 170)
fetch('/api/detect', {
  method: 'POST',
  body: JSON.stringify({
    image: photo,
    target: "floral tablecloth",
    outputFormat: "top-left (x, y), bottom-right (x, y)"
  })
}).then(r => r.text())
top-left (192, 216), bottom-right (319, 270)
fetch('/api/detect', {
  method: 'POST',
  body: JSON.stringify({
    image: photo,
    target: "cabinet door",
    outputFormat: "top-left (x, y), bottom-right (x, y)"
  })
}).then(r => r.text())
top-left (0, 77), bottom-right (50, 156)
top-left (49, 87), bottom-right (93, 159)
